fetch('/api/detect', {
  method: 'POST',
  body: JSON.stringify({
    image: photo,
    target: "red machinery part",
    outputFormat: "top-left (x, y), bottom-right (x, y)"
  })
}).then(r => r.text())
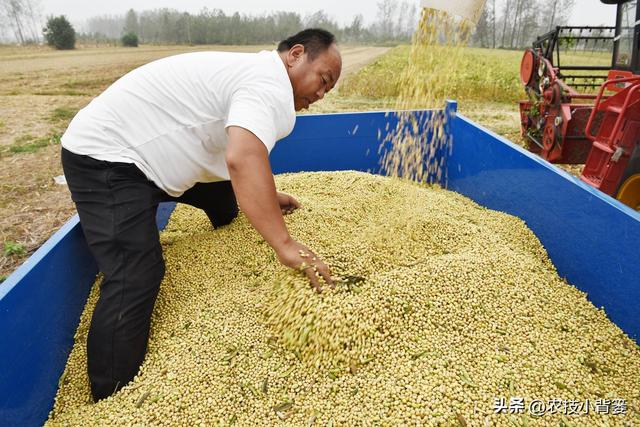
top-left (581, 74), bottom-right (640, 198)
top-left (520, 49), bottom-right (535, 86)
top-left (518, 53), bottom-right (640, 207)
top-left (519, 50), bottom-right (595, 165)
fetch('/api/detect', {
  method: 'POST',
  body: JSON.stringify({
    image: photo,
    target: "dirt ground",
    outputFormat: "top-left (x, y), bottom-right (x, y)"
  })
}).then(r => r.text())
top-left (0, 44), bottom-right (390, 280)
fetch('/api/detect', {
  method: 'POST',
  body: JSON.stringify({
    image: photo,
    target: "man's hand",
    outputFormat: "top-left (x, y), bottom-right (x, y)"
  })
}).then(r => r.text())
top-left (276, 239), bottom-right (334, 293)
top-left (226, 126), bottom-right (332, 292)
top-left (277, 192), bottom-right (301, 215)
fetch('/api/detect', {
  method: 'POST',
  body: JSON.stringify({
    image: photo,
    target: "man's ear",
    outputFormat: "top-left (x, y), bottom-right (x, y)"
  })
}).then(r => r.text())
top-left (287, 44), bottom-right (306, 66)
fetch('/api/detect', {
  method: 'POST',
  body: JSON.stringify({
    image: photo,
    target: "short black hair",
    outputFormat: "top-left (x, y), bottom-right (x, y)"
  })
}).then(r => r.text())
top-left (277, 28), bottom-right (336, 61)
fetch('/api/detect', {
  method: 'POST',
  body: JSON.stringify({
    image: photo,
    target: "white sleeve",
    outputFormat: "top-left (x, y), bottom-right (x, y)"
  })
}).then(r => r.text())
top-left (225, 87), bottom-right (278, 152)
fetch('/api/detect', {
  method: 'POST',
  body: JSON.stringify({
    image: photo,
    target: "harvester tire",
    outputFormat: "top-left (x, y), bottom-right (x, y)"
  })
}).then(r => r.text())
top-left (616, 173), bottom-right (640, 211)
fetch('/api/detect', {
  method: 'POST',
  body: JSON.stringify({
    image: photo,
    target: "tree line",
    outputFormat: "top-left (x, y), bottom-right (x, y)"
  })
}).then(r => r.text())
top-left (0, 0), bottom-right (42, 44)
top-left (472, 0), bottom-right (578, 49)
top-left (1, 0), bottom-right (585, 49)
top-left (81, 2), bottom-right (419, 46)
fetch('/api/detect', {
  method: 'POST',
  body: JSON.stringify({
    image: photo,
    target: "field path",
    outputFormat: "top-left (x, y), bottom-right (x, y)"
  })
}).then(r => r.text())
top-left (0, 44), bottom-right (391, 279)
top-left (340, 46), bottom-right (390, 77)
top-left (0, 45), bottom-right (389, 77)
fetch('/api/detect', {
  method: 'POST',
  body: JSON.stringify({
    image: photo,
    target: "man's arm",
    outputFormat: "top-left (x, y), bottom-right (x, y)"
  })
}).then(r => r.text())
top-left (225, 126), bottom-right (333, 291)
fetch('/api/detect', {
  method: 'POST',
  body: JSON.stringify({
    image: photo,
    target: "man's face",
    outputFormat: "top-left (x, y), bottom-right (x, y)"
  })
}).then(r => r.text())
top-left (284, 44), bottom-right (342, 111)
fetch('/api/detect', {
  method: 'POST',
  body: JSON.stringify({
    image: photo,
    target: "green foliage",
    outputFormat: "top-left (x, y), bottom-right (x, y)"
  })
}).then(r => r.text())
top-left (59, 76), bottom-right (116, 94)
top-left (121, 32), bottom-right (139, 47)
top-left (49, 107), bottom-right (78, 123)
top-left (339, 45), bottom-right (523, 105)
top-left (12, 134), bottom-right (36, 144)
top-left (8, 133), bottom-right (61, 154)
top-left (43, 15), bottom-right (76, 50)
top-left (4, 241), bottom-right (26, 257)
top-left (124, 9), bottom-right (139, 35)
top-left (559, 36), bottom-right (577, 50)
top-left (80, 9), bottom-right (382, 45)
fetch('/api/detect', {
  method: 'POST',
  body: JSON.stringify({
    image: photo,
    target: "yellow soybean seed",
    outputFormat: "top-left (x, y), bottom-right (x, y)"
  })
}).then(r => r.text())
top-left (46, 171), bottom-right (640, 426)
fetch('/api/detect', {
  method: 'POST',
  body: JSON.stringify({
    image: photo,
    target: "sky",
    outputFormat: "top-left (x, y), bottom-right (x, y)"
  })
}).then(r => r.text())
top-left (40, 0), bottom-right (619, 29)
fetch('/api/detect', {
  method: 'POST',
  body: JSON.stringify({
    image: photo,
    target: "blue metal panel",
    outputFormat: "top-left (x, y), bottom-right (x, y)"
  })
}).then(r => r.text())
top-left (0, 216), bottom-right (97, 426)
top-left (156, 202), bottom-right (177, 231)
top-left (272, 111), bottom-right (398, 174)
top-left (271, 105), bottom-right (455, 185)
top-left (272, 110), bottom-right (440, 177)
top-left (447, 113), bottom-right (640, 341)
top-left (0, 205), bottom-right (177, 426)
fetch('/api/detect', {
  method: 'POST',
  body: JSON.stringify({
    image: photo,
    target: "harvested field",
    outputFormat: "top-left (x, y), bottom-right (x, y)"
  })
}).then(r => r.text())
top-left (0, 44), bottom-right (389, 280)
top-left (0, 39), bottom-right (606, 308)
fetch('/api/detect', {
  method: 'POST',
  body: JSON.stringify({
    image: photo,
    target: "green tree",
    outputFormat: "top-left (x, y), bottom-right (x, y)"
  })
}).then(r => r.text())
top-left (123, 8), bottom-right (138, 34)
top-left (121, 31), bottom-right (138, 47)
top-left (42, 15), bottom-right (75, 49)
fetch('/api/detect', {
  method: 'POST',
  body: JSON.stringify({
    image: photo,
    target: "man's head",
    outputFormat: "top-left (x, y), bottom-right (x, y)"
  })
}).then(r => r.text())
top-left (277, 28), bottom-right (342, 111)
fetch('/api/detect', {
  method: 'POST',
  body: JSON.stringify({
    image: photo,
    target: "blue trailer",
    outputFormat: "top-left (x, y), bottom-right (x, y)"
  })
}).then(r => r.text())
top-left (1, 101), bottom-right (638, 426)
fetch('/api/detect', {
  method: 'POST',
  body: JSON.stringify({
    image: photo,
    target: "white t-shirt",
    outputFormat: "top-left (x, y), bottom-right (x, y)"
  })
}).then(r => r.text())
top-left (61, 50), bottom-right (296, 197)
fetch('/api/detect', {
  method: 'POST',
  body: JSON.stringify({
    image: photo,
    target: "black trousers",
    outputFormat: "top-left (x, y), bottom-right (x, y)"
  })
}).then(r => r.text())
top-left (61, 147), bottom-right (238, 401)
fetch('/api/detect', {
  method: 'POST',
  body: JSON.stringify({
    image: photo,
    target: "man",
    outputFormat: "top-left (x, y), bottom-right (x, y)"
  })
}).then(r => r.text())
top-left (60, 28), bottom-right (341, 402)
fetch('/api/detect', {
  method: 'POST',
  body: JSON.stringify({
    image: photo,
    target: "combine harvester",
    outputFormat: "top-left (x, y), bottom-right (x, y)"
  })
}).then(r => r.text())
top-left (0, 1), bottom-right (638, 425)
top-left (520, 0), bottom-right (640, 209)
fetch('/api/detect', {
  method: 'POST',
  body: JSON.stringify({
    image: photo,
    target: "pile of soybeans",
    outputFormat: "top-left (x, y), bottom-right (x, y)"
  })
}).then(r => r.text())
top-left (47, 172), bottom-right (640, 426)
